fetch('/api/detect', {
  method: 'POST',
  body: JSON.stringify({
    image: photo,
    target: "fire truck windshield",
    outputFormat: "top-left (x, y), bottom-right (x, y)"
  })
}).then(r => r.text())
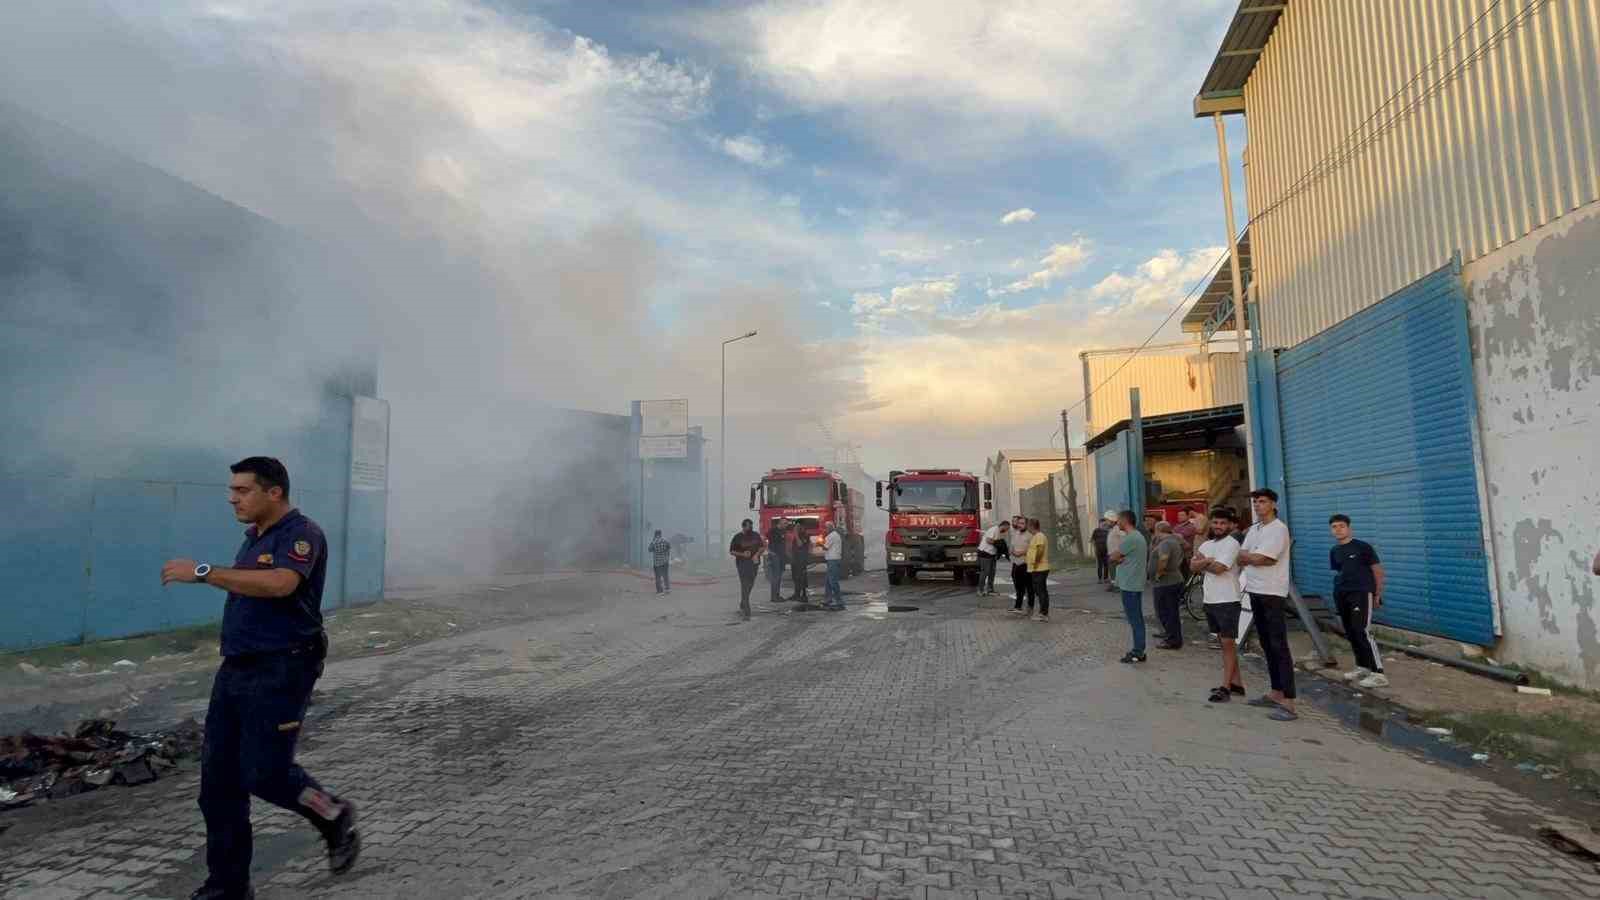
top-left (891, 480), bottom-right (976, 513)
top-left (763, 478), bottom-right (832, 507)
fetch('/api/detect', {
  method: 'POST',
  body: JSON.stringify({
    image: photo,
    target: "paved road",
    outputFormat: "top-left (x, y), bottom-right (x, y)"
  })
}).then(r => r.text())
top-left (3, 568), bottom-right (1597, 899)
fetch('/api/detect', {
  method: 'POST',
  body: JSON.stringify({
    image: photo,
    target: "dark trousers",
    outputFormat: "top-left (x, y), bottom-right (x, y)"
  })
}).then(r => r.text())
top-left (1153, 583), bottom-right (1184, 646)
top-left (653, 564), bottom-right (670, 593)
top-left (200, 651), bottom-right (337, 892)
top-left (792, 557), bottom-right (808, 598)
top-left (736, 559), bottom-right (758, 616)
top-left (1095, 550), bottom-right (1109, 581)
top-left (1030, 571), bottom-right (1050, 615)
top-left (1249, 592), bottom-right (1296, 698)
top-left (1011, 563), bottom-right (1034, 609)
top-left (978, 554), bottom-right (997, 592)
top-left (1336, 590), bottom-right (1383, 671)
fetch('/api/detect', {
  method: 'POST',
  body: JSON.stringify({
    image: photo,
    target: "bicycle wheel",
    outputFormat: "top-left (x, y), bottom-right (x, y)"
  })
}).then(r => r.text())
top-left (1183, 577), bottom-right (1206, 622)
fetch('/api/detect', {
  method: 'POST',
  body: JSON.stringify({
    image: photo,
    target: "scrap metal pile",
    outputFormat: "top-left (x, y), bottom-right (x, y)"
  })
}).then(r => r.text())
top-left (0, 718), bottom-right (203, 809)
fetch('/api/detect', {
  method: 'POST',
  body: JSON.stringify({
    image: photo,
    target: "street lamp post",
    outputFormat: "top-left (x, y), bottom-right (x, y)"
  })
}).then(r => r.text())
top-left (721, 330), bottom-right (758, 553)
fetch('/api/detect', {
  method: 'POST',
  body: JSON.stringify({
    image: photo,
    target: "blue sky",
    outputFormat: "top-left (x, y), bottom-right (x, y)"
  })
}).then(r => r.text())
top-left (1, 0), bottom-right (1250, 477)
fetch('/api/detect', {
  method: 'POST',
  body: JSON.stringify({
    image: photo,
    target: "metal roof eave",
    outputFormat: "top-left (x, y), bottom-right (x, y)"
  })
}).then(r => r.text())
top-left (1085, 405), bottom-right (1247, 453)
top-left (1192, 2), bottom-right (1288, 118)
top-left (1181, 230), bottom-right (1251, 335)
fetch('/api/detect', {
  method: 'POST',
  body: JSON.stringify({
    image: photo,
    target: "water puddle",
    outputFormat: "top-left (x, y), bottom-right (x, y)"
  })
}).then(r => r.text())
top-left (1298, 676), bottom-right (1483, 768)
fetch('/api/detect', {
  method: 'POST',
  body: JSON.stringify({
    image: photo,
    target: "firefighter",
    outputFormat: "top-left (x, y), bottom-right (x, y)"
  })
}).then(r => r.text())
top-left (160, 456), bottom-right (359, 900)
top-left (766, 517), bottom-right (789, 602)
top-left (790, 519), bottom-right (811, 603)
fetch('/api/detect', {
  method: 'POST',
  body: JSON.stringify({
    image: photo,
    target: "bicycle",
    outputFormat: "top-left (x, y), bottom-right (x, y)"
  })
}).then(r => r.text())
top-left (1182, 572), bottom-right (1206, 622)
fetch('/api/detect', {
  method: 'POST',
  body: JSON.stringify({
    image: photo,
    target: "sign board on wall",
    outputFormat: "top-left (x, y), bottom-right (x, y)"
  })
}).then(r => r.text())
top-left (350, 396), bottom-right (390, 491)
top-left (639, 435), bottom-right (688, 459)
top-left (640, 399), bottom-right (688, 437)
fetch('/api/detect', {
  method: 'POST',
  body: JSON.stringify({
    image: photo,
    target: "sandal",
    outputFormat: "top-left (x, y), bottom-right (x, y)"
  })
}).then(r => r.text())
top-left (1229, 684), bottom-right (1246, 695)
top-left (1207, 686), bottom-right (1231, 703)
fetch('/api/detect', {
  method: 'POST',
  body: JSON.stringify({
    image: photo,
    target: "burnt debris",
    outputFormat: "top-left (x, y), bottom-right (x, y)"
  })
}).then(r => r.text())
top-left (0, 718), bottom-right (203, 810)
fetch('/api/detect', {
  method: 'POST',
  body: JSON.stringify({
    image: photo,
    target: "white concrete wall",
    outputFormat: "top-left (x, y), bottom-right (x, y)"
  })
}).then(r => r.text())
top-left (1466, 200), bottom-right (1600, 689)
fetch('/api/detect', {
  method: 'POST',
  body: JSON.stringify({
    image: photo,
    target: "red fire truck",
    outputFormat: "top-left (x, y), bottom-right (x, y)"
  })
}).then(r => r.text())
top-left (876, 469), bottom-right (992, 586)
top-left (748, 467), bottom-right (866, 576)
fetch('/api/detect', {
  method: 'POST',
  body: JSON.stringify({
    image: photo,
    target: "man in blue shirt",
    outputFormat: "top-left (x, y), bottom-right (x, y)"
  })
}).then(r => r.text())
top-left (161, 457), bottom-right (359, 900)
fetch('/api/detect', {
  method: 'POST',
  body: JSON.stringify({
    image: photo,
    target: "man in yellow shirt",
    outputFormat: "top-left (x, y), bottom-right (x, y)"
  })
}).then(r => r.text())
top-left (1026, 517), bottom-right (1050, 622)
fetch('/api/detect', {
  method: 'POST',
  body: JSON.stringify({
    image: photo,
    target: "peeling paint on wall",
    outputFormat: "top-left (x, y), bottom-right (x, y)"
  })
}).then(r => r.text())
top-left (1467, 202), bottom-right (1600, 689)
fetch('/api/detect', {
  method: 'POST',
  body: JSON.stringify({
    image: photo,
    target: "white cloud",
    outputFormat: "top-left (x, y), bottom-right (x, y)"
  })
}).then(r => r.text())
top-left (714, 132), bottom-right (790, 168)
top-left (851, 279), bottom-right (958, 330)
top-left (686, 0), bottom-right (1235, 160)
top-left (990, 238), bottom-right (1092, 296)
top-left (1000, 207), bottom-right (1036, 224)
top-left (1087, 247), bottom-right (1222, 313)
top-left (837, 246), bottom-right (1222, 438)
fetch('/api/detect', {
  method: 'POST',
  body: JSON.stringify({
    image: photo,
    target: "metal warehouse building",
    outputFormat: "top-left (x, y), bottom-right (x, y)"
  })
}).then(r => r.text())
top-left (1, 106), bottom-right (389, 650)
top-left (1189, 0), bottom-right (1600, 687)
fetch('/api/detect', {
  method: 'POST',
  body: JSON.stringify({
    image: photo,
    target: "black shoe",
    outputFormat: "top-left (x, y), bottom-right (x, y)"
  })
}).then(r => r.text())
top-left (321, 802), bottom-right (360, 875)
top-left (1119, 652), bottom-right (1147, 664)
top-left (190, 887), bottom-right (254, 900)
top-left (1156, 640), bottom-right (1182, 650)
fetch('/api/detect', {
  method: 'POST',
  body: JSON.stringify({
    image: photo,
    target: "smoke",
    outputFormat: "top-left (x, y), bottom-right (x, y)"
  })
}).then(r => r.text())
top-left (0, 0), bottom-right (863, 577)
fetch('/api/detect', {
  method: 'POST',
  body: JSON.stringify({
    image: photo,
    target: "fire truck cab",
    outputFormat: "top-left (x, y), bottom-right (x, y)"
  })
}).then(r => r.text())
top-left (876, 469), bottom-right (991, 587)
top-left (749, 466), bottom-right (866, 576)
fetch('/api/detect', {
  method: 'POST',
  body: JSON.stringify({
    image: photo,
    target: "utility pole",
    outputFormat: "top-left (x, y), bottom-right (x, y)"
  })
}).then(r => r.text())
top-left (1059, 408), bottom-right (1082, 554)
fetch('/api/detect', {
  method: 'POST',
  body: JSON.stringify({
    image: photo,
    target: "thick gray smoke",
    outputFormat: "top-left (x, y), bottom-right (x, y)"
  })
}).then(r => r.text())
top-left (0, 1), bottom-right (869, 579)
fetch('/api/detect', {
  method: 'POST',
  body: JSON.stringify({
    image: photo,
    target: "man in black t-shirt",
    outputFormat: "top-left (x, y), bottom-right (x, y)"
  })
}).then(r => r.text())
top-left (1329, 514), bottom-right (1388, 688)
top-left (730, 519), bottom-right (764, 621)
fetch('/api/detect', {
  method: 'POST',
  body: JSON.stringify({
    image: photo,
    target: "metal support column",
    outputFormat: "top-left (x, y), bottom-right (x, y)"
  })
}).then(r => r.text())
top-left (1213, 112), bottom-right (1257, 490)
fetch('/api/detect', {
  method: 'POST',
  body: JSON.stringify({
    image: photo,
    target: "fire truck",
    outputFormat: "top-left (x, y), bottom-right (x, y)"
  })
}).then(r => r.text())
top-left (876, 469), bottom-right (992, 586)
top-left (748, 467), bottom-right (866, 576)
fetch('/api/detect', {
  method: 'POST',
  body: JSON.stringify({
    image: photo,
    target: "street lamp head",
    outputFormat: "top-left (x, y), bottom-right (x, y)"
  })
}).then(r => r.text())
top-left (725, 330), bottom-right (758, 345)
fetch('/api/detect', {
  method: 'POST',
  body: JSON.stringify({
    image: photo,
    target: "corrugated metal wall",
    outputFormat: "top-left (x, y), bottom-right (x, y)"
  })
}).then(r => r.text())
top-left (1275, 263), bottom-right (1496, 645)
top-left (1082, 345), bottom-right (1245, 438)
top-left (1244, 0), bottom-right (1600, 348)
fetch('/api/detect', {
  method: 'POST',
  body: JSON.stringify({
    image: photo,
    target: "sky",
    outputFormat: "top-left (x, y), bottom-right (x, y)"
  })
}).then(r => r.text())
top-left (0, 0), bottom-right (1247, 498)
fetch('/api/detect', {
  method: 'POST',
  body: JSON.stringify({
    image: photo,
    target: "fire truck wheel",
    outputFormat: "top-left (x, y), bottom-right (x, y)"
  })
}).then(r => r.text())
top-left (887, 567), bottom-right (904, 586)
top-left (963, 568), bottom-right (980, 588)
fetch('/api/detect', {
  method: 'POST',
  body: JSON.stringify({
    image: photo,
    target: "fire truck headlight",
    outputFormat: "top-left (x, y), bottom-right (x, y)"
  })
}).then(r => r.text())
top-left (961, 551), bottom-right (978, 563)
top-left (889, 551), bottom-right (907, 562)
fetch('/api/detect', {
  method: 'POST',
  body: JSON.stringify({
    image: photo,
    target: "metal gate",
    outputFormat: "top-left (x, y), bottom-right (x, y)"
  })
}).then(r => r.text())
top-left (1274, 261), bottom-right (1496, 644)
top-left (1092, 431), bottom-right (1131, 517)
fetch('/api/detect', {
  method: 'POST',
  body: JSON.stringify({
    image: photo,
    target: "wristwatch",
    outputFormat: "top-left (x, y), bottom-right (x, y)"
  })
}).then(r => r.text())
top-left (194, 563), bottom-right (212, 583)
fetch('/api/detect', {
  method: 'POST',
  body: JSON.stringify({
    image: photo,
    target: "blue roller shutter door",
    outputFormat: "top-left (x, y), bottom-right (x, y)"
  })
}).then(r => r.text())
top-left (1275, 262), bottom-right (1495, 645)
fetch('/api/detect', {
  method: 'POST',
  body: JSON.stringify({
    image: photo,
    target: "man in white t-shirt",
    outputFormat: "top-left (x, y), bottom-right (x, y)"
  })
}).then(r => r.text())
top-left (1191, 506), bottom-right (1245, 704)
top-left (1102, 510), bottom-right (1124, 593)
top-left (976, 520), bottom-right (1008, 596)
top-left (1238, 488), bottom-right (1296, 721)
top-left (822, 523), bottom-right (846, 611)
